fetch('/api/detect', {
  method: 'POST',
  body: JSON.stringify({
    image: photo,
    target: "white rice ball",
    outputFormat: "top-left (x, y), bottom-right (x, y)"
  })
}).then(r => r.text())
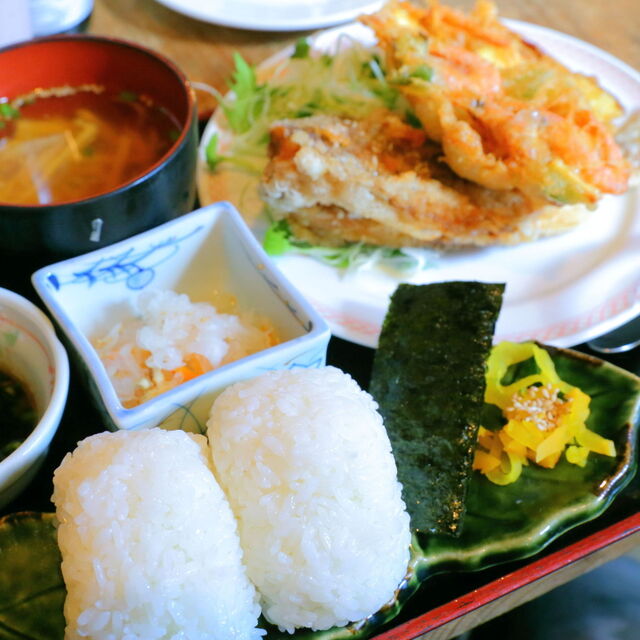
top-left (52, 428), bottom-right (264, 640)
top-left (207, 366), bottom-right (411, 633)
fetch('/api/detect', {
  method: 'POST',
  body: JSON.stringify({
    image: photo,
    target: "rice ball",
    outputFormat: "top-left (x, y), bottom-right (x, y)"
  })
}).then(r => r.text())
top-left (207, 366), bottom-right (411, 632)
top-left (52, 428), bottom-right (263, 640)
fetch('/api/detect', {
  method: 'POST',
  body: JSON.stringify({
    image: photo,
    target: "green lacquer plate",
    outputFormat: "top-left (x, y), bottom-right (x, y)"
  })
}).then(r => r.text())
top-left (0, 512), bottom-right (65, 639)
top-left (1, 346), bottom-right (639, 640)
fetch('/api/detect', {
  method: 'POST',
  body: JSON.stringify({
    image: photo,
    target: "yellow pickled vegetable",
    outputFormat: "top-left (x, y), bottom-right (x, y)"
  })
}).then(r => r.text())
top-left (473, 342), bottom-right (616, 485)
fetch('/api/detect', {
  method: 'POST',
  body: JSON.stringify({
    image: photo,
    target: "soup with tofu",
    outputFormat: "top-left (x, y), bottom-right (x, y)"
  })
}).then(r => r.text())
top-left (0, 85), bottom-right (181, 205)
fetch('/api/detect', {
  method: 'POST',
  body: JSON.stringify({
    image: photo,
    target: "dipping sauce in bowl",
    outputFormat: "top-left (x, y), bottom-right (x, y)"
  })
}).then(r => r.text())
top-left (0, 368), bottom-right (37, 461)
top-left (0, 35), bottom-right (198, 267)
top-left (0, 287), bottom-right (69, 509)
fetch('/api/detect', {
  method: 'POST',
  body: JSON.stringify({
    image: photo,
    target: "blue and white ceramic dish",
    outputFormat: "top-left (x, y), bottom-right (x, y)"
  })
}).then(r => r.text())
top-left (32, 202), bottom-right (331, 432)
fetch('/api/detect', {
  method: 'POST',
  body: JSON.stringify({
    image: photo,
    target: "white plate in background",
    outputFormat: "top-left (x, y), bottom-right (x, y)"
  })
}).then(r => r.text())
top-left (154, 0), bottom-right (384, 31)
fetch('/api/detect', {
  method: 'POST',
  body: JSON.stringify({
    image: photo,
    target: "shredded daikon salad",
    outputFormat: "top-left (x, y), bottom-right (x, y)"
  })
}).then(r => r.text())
top-left (204, 37), bottom-right (432, 274)
top-left (206, 37), bottom-right (405, 173)
top-left (473, 341), bottom-right (616, 486)
top-left (93, 289), bottom-right (279, 408)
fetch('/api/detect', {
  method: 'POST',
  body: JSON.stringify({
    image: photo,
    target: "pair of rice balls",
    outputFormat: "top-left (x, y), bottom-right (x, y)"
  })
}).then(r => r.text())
top-left (53, 366), bottom-right (411, 640)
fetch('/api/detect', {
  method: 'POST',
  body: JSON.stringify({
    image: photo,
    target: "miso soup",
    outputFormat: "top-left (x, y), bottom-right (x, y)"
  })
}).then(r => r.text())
top-left (0, 85), bottom-right (181, 205)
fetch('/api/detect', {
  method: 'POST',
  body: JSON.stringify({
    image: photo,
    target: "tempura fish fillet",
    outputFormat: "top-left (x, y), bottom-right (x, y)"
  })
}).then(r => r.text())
top-left (260, 111), bottom-right (589, 247)
top-left (360, 0), bottom-right (630, 206)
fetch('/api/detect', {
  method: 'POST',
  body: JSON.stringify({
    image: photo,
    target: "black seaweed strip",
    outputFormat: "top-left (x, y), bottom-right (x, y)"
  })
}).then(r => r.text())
top-left (370, 282), bottom-right (504, 537)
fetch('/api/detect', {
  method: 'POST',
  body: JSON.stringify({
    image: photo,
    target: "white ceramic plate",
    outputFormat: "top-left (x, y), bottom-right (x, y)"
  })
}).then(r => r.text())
top-left (153, 0), bottom-right (385, 31)
top-left (197, 20), bottom-right (640, 348)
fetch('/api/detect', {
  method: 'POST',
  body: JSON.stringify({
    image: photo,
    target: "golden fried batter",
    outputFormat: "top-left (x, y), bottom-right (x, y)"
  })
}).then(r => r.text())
top-left (260, 111), bottom-right (589, 247)
top-left (360, 0), bottom-right (630, 206)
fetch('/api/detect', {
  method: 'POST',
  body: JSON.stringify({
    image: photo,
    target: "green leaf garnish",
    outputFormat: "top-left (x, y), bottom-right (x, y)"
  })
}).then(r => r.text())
top-left (223, 53), bottom-right (268, 134)
top-left (0, 101), bottom-right (20, 129)
top-left (409, 65), bottom-right (433, 81)
top-left (364, 54), bottom-right (386, 79)
top-left (294, 100), bottom-right (321, 118)
top-left (373, 86), bottom-right (400, 110)
top-left (214, 40), bottom-right (422, 190)
top-left (320, 53), bottom-right (334, 67)
top-left (367, 56), bottom-right (400, 109)
top-left (205, 132), bottom-right (262, 174)
top-left (205, 133), bottom-right (224, 171)
top-left (262, 220), bottom-right (435, 274)
top-left (292, 38), bottom-right (311, 59)
top-left (263, 219), bottom-right (294, 255)
top-left (0, 102), bottom-right (20, 118)
top-left (405, 109), bottom-right (423, 129)
top-left (118, 90), bottom-right (138, 102)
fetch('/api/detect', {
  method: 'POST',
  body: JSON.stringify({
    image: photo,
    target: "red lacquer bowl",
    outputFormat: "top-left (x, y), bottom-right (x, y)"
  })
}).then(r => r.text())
top-left (0, 35), bottom-right (198, 268)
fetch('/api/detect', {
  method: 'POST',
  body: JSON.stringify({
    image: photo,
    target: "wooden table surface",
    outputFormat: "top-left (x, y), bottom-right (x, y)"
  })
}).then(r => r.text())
top-left (88, 0), bottom-right (640, 119)
top-left (85, 2), bottom-right (640, 639)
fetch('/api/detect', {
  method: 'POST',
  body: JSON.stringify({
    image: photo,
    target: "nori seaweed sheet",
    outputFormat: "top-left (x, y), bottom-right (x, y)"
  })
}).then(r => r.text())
top-left (370, 282), bottom-right (504, 537)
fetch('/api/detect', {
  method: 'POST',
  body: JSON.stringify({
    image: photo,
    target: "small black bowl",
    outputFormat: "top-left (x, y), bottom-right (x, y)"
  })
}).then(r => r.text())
top-left (0, 35), bottom-right (198, 271)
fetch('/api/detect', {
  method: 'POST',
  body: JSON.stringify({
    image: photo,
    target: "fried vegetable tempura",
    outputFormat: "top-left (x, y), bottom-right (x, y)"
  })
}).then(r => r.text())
top-left (361, 0), bottom-right (630, 206)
